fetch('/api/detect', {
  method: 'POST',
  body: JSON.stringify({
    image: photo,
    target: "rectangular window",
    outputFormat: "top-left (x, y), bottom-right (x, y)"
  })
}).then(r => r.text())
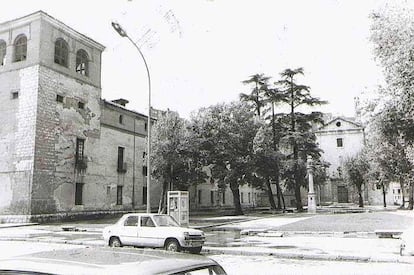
top-left (119, 115), bottom-right (123, 124)
top-left (124, 216), bottom-right (138, 227)
top-left (210, 190), bottom-right (214, 204)
top-left (117, 147), bottom-right (125, 172)
top-left (240, 192), bottom-right (244, 203)
top-left (142, 166), bottom-right (147, 176)
top-left (0, 41), bottom-right (6, 66)
top-left (198, 189), bottom-right (202, 204)
top-left (78, 101), bottom-right (85, 109)
top-left (75, 182), bottom-right (83, 205)
top-left (106, 186), bottom-right (111, 195)
top-left (56, 94), bottom-right (64, 103)
top-left (248, 192), bottom-right (251, 203)
top-left (117, 186), bottom-right (123, 205)
top-left (222, 192), bottom-right (226, 204)
top-left (11, 91), bottom-right (19, 99)
top-left (337, 138), bottom-right (343, 148)
top-left (144, 122), bottom-right (148, 131)
top-left (75, 138), bottom-right (86, 170)
top-left (143, 186), bottom-right (147, 205)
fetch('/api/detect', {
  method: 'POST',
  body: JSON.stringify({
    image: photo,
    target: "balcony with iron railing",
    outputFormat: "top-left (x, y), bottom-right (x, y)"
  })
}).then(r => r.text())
top-left (75, 155), bottom-right (88, 171)
top-left (117, 161), bottom-right (127, 173)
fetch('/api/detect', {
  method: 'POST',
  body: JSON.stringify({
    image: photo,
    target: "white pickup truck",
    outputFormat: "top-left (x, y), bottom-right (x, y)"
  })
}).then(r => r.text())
top-left (102, 213), bottom-right (205, 254)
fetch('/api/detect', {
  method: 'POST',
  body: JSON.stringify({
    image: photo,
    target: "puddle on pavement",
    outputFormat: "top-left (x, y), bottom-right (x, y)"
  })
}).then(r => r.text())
top-left (205, 229), bottom-right (266, 247)
top-left (265, 245), bottom-right (297, 249)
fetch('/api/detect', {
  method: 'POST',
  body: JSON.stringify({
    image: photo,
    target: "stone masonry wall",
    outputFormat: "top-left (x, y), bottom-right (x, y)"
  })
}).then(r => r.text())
top-left (32, 65), bottom-right (101, 214)
top-left (0, 66), bottom-right (39, 215)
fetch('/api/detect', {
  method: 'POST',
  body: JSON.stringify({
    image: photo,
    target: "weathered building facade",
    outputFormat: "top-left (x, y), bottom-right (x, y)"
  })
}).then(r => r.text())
top-left (0, 11), bottom-right (159, 222)
top-left (315, 117), bottom-right (367, 204)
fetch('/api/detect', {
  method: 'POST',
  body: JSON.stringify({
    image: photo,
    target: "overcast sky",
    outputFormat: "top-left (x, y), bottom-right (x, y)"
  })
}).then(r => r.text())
top-left (1, 0), bottom-right (395, 118)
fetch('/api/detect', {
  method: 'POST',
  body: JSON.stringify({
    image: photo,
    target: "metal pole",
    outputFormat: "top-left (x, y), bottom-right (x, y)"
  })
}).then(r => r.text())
top-left (132, 118), bottom-right (135, 210)
top-left (112, 22), bottom-right (151, 213)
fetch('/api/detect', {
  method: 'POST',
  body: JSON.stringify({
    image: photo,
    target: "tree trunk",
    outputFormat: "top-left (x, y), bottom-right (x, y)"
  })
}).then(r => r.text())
top-left (357, 185), bottom-right (364, 208)
top-left (275, 177), bottom-right (282, 209)
top-left (230, 183), bottom-right (244, 215)
top-left (294, 177), bottom-right (303, 211)
top-left (382, 184), bottom-right (387, 208)
top-left (290, 77), bottom-right (302, 211)
top-left (266, 177), bottom-right (277, 210)
top-left (271, 103), bottom-right (282, 210)
top-left (400, 177), bottom-right (406, 209)
top-left (408, 181), bottom-right (413, 210)
top-left (281, 190), bottom-right (286, 210)
top-left (158, 181), bottom-right (168, 214)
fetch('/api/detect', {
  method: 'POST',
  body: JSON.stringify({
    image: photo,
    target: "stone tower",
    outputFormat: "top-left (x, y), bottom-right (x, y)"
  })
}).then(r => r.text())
top-left (0, 11), bottom-right (105, 222)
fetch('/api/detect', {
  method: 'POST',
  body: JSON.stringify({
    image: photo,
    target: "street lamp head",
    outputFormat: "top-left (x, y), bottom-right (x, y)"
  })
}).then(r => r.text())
top-left (111, 22), bottom-right (128, 37)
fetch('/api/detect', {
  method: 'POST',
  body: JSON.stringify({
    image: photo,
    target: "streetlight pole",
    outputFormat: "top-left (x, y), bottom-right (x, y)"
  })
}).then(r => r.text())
top-left (112, 22), bottom-right (151, 213)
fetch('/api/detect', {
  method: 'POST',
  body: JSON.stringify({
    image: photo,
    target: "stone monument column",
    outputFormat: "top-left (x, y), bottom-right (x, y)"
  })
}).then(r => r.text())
top-left (307, 155), bottom-right (317, 213)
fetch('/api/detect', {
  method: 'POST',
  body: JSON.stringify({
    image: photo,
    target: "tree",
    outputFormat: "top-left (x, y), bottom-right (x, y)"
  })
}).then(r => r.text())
top-left (367, 103), bottom-right (413, 208)
top-left (190, 102), bottom-right (260, 215)
top-left (275, 68), bottom-right (327, 211)
top-left (370, 4), bottom-right (414, 209)
top-left (151, 111), bottom-right (207, 213)
top-left (252, 124), bottom-right (282, 210)
top-left (240, 74), bottom-right (271, 117)
top-left (262, 86), bottom-right (290, 210)
top-left (343, 151), bottom-right (370, 208)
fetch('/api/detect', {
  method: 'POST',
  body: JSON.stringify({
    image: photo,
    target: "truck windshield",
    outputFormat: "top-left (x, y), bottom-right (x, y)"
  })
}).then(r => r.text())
top-left (153, 215), bottom-right (179, 227)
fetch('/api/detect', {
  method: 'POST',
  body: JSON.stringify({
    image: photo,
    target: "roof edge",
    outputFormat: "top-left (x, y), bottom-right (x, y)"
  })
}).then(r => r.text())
top-left (0, 10), bottom-right (105, 51)
top-left (320, 116), bottom-right (363, 130)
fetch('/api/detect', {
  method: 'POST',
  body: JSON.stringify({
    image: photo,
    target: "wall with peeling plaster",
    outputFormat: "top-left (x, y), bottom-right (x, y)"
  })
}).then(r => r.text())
top-left (0, 64), bottom-right (38, 215)
top-left (0, 11), bottom-right (163, 222)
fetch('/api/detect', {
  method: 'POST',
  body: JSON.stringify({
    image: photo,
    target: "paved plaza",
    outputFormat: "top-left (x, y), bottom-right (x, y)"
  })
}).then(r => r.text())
top-left (0, 207), bottom-right (413, 264)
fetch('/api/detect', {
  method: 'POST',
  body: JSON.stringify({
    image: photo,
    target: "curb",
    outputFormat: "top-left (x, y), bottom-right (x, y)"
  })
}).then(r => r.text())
top-left (203, 247), bottom-right (414, 264)
top-left (0, 223), bottom-right (39, 229)
top-left (191, 217), bottom-right (261, 229)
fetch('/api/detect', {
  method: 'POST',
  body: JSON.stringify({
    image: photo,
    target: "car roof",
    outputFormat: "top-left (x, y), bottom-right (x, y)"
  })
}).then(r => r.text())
top-left (0, 247), bottom-right (222, 275)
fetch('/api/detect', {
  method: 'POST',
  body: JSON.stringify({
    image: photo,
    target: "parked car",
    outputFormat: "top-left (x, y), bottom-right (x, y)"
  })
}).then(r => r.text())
top-left (400, 226), bottom-right (414, 256)
top-left (0, 246), bottom-right (227, 275)
top-left (102, 213), bottom-right (205, 253)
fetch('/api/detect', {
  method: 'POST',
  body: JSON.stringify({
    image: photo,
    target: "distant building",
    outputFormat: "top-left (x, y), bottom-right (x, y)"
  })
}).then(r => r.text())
top-left (315, 117), bottom-right (366, 204)
top-left (0, 11), bottom-right (160, 222)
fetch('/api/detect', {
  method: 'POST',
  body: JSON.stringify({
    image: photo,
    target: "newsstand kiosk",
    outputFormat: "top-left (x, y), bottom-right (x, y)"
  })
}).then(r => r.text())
top-left (167, 191), bottom-right (189, 226)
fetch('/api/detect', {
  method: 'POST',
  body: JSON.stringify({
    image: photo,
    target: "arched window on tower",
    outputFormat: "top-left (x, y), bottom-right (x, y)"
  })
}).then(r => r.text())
top-left (14, 35), bottom-right (27, 62)
top-left (76, 49), bottom-right (89, 76)
top-left (0, 40), bottom-right (6, 65)
top-left (54, 38), bottom-right (69, 67)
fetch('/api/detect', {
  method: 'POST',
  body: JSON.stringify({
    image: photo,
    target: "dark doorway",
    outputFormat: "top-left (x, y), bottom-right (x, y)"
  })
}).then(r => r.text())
top-left (338, 186), bottom-right (348, 203)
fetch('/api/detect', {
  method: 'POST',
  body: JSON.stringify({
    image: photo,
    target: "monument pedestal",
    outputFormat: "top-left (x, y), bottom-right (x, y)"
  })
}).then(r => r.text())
top-left (308, 192), bottom-right (316, 213)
